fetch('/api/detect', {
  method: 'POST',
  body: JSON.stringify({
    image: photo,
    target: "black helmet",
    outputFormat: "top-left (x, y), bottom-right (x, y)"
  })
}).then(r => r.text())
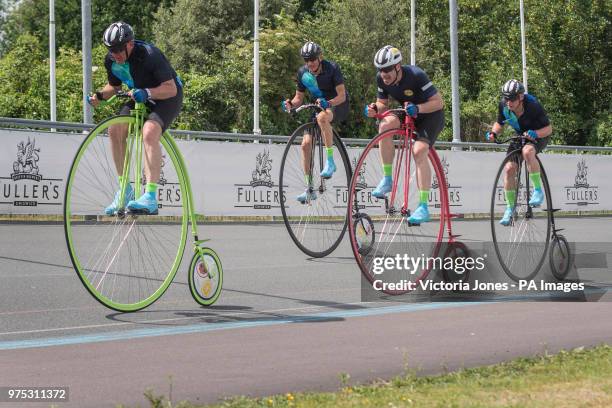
top-left (374, 45), bottom-right (402, 69)
top-left (103, 22), bottom-right (134, 51)
top-left (501, 79), bottom-right (525, 100)
top-left (300, 41), bottom-right (322, 60)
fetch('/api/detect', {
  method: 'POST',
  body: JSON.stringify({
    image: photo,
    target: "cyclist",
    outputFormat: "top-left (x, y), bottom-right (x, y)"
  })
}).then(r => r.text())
top-left (88, 21), bottom-right (183, 215)
top-left (364, 45), bottom-right (444, 225)
top-left (486, 79), bottom-right (552, 226)
top-left (282, 41), bottom-right (350, 203)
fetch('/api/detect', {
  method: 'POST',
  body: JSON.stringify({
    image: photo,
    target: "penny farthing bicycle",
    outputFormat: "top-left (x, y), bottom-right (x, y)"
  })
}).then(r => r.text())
top-left (347, 109), bottom-right (465, 294)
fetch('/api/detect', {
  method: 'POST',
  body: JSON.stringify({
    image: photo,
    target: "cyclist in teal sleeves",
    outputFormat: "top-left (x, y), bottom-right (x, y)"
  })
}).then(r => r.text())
top-left (486, 79), bottom-right (552, 226)
top-left (88, 21), bottom-right (183, 215)
top-left (282, 41), bottom-right (350, 203)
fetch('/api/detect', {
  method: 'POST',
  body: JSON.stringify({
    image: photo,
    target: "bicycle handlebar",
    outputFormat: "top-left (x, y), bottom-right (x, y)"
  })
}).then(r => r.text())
top-left (372, 108), bottom-right (408, 120)
top-left (91, 90), bottom-right (156, 107)
top-left (492, 133), bottom-right (534, 145)
top-left (289, 103), bottom-right (323, 114)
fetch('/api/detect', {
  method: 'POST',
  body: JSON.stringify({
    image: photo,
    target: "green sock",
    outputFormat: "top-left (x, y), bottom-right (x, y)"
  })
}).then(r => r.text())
top-left (145, 182), bottom-right (158, 194)
top-left (505, 190), bottom-right (516, 208)
top-left (530, 172), bottom-right (542, 190)
top-left (326, 147), bottom-right (334, 159)
top-left (304, 174), bottom-right (312, 185)
top-left (383, 164), bottom-right (392, 177)
top-left (419, 190), bottom-right (429, 205)
top-left (118, 175), bottom-right (125, 186)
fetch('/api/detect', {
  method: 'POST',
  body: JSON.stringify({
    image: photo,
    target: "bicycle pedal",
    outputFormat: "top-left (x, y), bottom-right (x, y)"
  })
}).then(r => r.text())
top-left (449, 213), bottom-right (464, 219)
top-left (128, 208), bottom-right (159, 216)
top-left (554, 228), bottom-right (565, 234)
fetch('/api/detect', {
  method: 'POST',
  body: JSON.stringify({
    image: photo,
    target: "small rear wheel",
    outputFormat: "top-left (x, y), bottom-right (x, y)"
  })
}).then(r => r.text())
top-left (549, 234), bottom-right (572, 281)
top-left (353, 213), bottom-right (375, 256)
top-left (189, 247), bottom-right (223, 306)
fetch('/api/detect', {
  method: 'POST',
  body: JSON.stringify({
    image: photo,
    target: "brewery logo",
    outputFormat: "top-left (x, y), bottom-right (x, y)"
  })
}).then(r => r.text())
top-left (251, 150), bottom-right (273, 188)
top-left (354, 157), bottom-right (368, 190)
top-left (574, 159), bottom-right (588, 188)
top-left (430, 155), bottom-right (462, 208)
top-left (431, 156), bottom-right (450, 190)
top-left (1, 137), bottom-right (62, 207)
top-left (235, 149), bottom-right (283, 210)
top-left (565, 158), bottom-right (598, 206)
top-left (12, 138), bottom-right (41, 181)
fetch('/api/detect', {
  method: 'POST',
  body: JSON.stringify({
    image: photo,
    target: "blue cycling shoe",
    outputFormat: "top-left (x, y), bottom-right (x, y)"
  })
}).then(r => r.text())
top-left (529, 188), bottom-right (544, 207)
top-left (499, 207), bottom-right (514, 226)
top-left (105, 184), bottom-right (134, 215)
top-left (320, 159), bottom-right (336, 179)
top-left (297, 188), bottom-right (317, 204)
top-left (407, 204), bottom-right (430, 225)
top-left (127, 192), bottom-right (159, 215)
top-left (372, 177), bottom-right (392, 199)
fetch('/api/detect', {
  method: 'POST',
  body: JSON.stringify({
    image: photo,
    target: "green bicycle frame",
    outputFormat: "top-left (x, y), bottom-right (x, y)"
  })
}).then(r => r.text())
top-left (103, 95), bottom-right (210, 265)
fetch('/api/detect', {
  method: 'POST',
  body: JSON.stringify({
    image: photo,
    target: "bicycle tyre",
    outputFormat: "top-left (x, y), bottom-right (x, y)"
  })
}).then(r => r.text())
top-left (279, 123), bottom-right (351, 258)
top-left (64, 115), bottom-right (188, 312)
top-left (490, 151), bottom-right (551, 282)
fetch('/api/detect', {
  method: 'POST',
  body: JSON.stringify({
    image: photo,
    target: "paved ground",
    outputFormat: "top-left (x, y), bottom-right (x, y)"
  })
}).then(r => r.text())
top-left (0, 217), bottom-right (610, 407)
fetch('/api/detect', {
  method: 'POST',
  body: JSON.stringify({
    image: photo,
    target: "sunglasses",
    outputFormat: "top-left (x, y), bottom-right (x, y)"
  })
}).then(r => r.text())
top-left (378, 66), bottom-right (395, 74)
top-left (504, 95), bottom-right (519, 102)
top-left (303, 56), bottom-right (318, 62)
top-left (108, 45), bottom-right (127, 54)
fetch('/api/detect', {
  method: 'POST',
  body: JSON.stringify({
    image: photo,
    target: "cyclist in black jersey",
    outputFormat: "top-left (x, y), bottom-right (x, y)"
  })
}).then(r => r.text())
top-left (364, 45), bottom-right (445, 225)
top-left (282, 41), bottom-right (350, 203)
top-left (485, 79), bottom-right (552, 225)
top-left (89, 21), bottom-right (183, 215)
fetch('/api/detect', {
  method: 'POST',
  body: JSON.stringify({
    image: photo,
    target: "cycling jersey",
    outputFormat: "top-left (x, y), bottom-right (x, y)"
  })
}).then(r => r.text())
top-left (296, 60), bottom-right (348, 101)
top-left (104, 40), bottom-right (182, 92)
top-left (496, 94), bottom-right (550, 134)
top-left (376, 65), bottom-right (438, 106)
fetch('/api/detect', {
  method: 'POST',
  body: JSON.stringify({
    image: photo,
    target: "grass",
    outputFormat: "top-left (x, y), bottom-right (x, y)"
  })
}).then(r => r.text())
top-left (131, 344), bottom-right (612, 408)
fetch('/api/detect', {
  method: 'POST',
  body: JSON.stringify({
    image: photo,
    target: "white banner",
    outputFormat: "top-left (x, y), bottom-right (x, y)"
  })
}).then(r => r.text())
top-left (1, 129), bottom-right (610, 216)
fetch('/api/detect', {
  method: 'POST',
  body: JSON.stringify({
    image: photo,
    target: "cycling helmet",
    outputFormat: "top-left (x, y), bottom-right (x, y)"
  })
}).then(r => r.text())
top-left (103, 22), bottom-right (134, 51)
top-left (300, 41), bottom-right (322, 59)
top-left (501, 79), bottom-right (525, 99)
top-left (374, 45), bottom-right (402, 69)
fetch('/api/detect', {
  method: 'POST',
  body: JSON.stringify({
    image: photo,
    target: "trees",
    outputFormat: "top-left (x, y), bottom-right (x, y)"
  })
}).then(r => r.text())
top-left (0, 0), bottom-right (608, 146)
top-left (0, 0), bottom-right (173, 56)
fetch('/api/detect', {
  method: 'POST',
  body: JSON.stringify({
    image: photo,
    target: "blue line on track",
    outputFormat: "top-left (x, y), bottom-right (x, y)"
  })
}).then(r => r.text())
top-left (0, 302), bottom-right (481, 351)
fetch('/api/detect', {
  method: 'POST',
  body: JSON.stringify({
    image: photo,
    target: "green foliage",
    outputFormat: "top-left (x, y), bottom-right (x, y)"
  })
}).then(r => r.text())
top-left (0, 0), bottom-right (173, 56)
top-left (0, 34), bottom-right (48, 119)
top-left (0, 0), bottom-right (609, 147)
top-left (152, 0), bottom-right (251, 72)
top-left (175, 13), bottom-right (303, 134)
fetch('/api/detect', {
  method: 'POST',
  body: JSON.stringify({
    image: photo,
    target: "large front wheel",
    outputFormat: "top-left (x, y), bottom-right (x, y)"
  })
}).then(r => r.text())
top-left (348, 129), bottom-right (446, 294)
top-left (279, 123), bottom-right (351, 258)
top-left (490, 151), bottom-right (551, 281)
top-left (64, 115), bottom-right (189, 312)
